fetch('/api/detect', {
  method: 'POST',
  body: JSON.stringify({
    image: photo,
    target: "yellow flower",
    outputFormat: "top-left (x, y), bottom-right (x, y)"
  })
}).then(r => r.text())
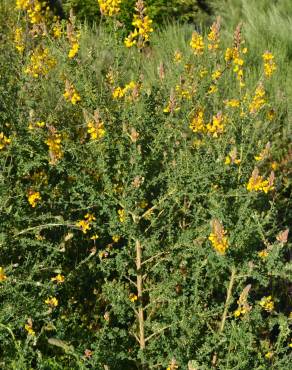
top-left (225, 47), bottom-right (235, 62)
top-left (206, 112), bottom-right (227, 137)
top-left (51, 274), bottom-right (65, 284)
top-left (209, 219), bottom-right (229, 255)
top-left (199, 68), bottom-right (208, 78)
top-left (25, 46), bottom-right (56, 78)
top-left (27, 191), bottom-right (41, 208)
top-left (259, 296), bottom-right (274, 312)
top-left (76, 220), bottom-right (90, 233)
top-left (189, 109), bottom-right (206, 134)
top-left (249, 84), bottom-right (265, 113)
top-left (225, 99), bottom-right (240, 108)
top-left (270, 161), bottom-right (278, 171)
top-left (173, 50), bottom-right (182, 63)
top-left (118, 209), bottom-right (126, 223)
top-left (113, 81), bottom-right (139, 101)
top-left (190, 31), bottom-right (204, 55)
top-left (246, 168), bottom-right (275, 193)
top-left (258, 249), bottom-right (269, 259)
top-left (17, 0), bottom-right (48, 25)
top-left (124, 2), bottom-right (153, 49)
top-left (53, 22), bottom-right (62, 38)
top-left (45, 131), bottom-right (63, 165)
top-left (265, 352), bottom-right (273, 359)
top-left (0, 267), bottom-right (7, 282)
top-left (0, 132), bottom-right (11, 150)
top-left (14, 27), bottom-right (25, 53)
top-left (207, 84), bottom-right (218, 94)
top-left (76, 213), bottom-right (96, 233)
top-left (25, 321), bottom-right (35, 336)
top-left (112, 235), bottom-right (120, 243)
top-left (63, 81), bottom-right (81, 105)
top-left (207, 17), bottom-right (221, 51)
top-left (112, 87), bottom-right (125, 99)
top-left (129, 293), bottom-right (138, 302)
top-left (212, 70), bottom-right (221, 81)
top-left (225, 147), bottom-right (241, 165)
top-left (68, 42), bottom-right (79, 58)
top-left (254, 142), bottom-right (270, 162)
top-left (98, 0), bottom-right (122, 16)
top-left (234, 285), bottom-right (252, 318)
top-left (262, 51), bottom-right (276, 78)
top-left (45, 297), bottom-right (59, 307)
top-left (87, 120), bottom-right (105, 140)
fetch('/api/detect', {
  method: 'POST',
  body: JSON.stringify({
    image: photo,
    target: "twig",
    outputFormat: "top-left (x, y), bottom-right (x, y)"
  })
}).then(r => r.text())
top-left (145, 324), bottom-right (172, 343)
top-left (219, 267), bottom-right (236, 334)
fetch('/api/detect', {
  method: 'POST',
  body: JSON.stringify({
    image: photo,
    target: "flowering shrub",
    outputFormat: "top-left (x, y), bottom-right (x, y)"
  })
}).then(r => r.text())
top-left (0, 0), bottom-right (291, 369)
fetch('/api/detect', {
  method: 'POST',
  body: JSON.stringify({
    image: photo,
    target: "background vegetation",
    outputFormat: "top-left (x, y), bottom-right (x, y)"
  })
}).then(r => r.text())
top-left (0, 0), bottom-right (291, 369)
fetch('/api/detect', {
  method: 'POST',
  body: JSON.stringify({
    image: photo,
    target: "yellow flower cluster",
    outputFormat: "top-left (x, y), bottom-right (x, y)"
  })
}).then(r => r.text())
top-left (0, 132), bottom-right (11, 150)
top-left (190, 31), bottom-right (204, 55)
top-left (16, 0), bottom-right (49, 25)
top-left (67, 22), bottom-right (80, 58)
top-left (87, 120), bottom-right (105, 140)
top-left (225, 147), bottom-right (241, 165)
top-left (53, 21), bottom-right (63, 38)
top-left (224, 25), bottom-right (247, 87)
top-left (208, 219), bottom-right (229, 255)
top-left (124, 1), bottom-right (153, 48)
top-left (163, 91), bottom-right (180, 114)
top-left (28, 120), bottom-right (45, 130)
top-left (98, 0), bottom-right (122, 16)
top-left (234, 285), bottom-right (252, 317)
top-left (246, 168), bottom-right (275, 193)
top-left (189, 109), bottom-right (205, 133)
top-left (27, 190), bottom-right (41, 208)
top-left (112, 81), bottom-right (139, 100)
top-left (207, 17), bottom-right (221, 51)
top-left (45, 131), bottom-right (63, 165)
top-left (63, 81), bottom-right (81, 104)
top-left (45, 296), bottom-right (59, 307)
top-left (225, 47), bottom-right (246, 87)
top-left (24, 320), bottom-right (35, 336)
top-left (118, 208), bottom-right (126, 222)
top-left (262, 51), bottom-right (276, 78)
top-left (51, 274), bottom-right (65, 284)
top-left (175, 83), bottom-right (192, 100)
top-left (129, 293), bottom-right (138, 302)
top-left (190, 110), bottom-right (227, 137)
top-left (259, 296), bottom-right (274, 312)
top-left (254, 142), bottom-right (270, 161)
top-left (14, 27), bottom-right (25, 53)
top-left (76, 213), bottom-right (96, 234)
top-left (0, 267), bottom-right (7, 282)
top-left (173, 50), bottom-right (182, 63)
top-left (206, 112), bottom-right (227, 137)
top-left (25, 46), bottom-right (56, 78)
top-left (249, 84), bottom-right (266, 113)
top-left (225, 99), bottom-right (240, 108)
top-left (258, 249), bottom-right (269, 259)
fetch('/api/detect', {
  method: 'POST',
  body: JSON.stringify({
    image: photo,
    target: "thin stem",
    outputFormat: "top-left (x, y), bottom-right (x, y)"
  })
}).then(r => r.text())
top-left (219, 267), bottom-right (236, 334)
top-left (136, 240), bottom-right (145, 350)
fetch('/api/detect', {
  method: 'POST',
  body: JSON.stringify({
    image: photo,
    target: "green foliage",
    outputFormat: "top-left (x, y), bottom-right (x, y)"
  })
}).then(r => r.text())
top-left (0, 1), bottom-right (291, 369)
top-left (63, 0), bottom-right (212, 26)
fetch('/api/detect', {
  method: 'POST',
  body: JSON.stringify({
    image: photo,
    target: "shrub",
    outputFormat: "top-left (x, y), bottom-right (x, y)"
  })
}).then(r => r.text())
top-left (0, 1), bottom-right (291, 369)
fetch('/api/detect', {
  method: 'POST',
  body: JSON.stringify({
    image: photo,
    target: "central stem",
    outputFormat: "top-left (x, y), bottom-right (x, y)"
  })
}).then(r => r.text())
top-left (136, 239), bottom-right (145, 350)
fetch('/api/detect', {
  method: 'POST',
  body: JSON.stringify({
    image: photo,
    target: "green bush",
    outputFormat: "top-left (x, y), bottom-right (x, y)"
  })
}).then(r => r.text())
top-left (0, 1), bottom-right (291, 369)
top-left (63, 0), bottom-right (213, 26)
